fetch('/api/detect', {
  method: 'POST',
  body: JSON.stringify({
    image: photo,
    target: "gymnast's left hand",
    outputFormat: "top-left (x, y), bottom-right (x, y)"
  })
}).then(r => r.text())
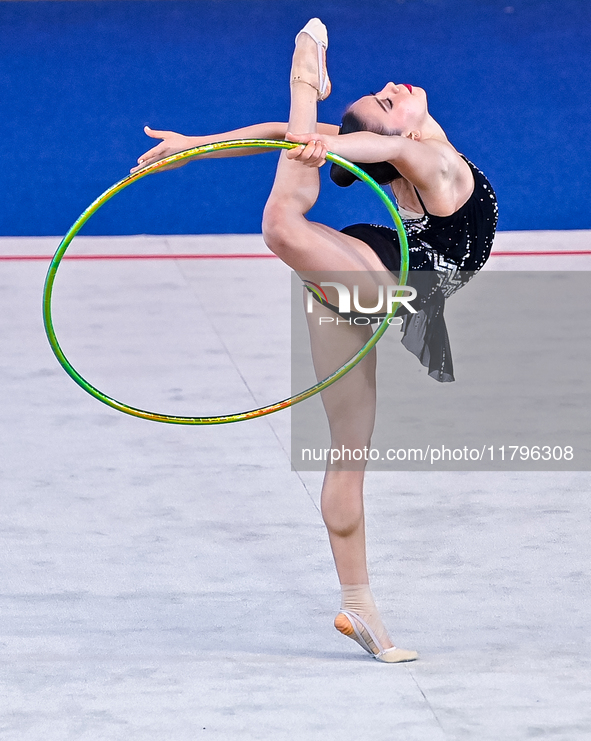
top-left (285, 132), bottom-right (330, 167)
top-left (130, 126), bottom-right (193, 173)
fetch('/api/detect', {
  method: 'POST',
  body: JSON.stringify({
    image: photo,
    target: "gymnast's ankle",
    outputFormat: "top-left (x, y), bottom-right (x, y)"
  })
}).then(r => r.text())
top-left (336, 583), bottom-right (393, 650)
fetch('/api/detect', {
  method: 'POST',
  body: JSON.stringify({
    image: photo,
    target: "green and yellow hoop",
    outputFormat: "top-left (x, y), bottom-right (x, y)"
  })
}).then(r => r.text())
top-left (43, 139), bottom-right (409, 424)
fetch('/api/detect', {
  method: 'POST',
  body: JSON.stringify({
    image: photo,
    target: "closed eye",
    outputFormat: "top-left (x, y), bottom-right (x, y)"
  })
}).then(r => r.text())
top-left (372, 94), bottom-right (389, 113)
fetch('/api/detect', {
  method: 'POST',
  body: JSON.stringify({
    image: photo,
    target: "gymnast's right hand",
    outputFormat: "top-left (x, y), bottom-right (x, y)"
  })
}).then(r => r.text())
top-left (130, 126), bottom-right (193, 173)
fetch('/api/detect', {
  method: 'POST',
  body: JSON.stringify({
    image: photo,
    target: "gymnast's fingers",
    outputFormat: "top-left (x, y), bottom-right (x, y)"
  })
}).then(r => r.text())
top-left (297, 140), bottom-right (327, 166)
top-left (296, 140), bottom-right (319, 160)
top-left (299, 141), bottom-right (324, 167)
top-left (130, 156), bottom-right (155, 173)
top-left (138, 143), bottom-right (165, 162)
top-left (285, 143), bottom-right (307, 160)
top-left (131, 156), bottom-right (182, 174)
top-left (130, 149), bottom-right (163, 173)
top-left (285, 131), bottom-right (315, 145)
top-left (312, 141), bottom-right (328, 166)
top-left (144, 126), bottom-right (170, 139)
top-left (130, 160), bottom-right (149, 173)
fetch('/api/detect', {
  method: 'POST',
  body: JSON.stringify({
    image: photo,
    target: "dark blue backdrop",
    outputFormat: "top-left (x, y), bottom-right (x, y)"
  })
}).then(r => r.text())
top-left (1, 0), bottom-right (590, 236)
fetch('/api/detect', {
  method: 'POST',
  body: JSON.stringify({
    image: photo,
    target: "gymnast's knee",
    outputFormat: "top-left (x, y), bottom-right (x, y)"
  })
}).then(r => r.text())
top-left (262, 201), bottom-right (294, 253)
top-left (262, 200), bottom-right (312, 256)
top-left (321, 498), bottom-right (364, 539)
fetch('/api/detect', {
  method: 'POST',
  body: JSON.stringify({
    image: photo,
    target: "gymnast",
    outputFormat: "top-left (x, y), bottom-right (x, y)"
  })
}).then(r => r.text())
top-left (132, 18), bottom-right (497, 662)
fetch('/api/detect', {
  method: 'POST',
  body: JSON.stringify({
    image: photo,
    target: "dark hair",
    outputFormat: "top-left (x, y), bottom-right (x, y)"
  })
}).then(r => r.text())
top-left (329, 109), bottom-right (403, 188)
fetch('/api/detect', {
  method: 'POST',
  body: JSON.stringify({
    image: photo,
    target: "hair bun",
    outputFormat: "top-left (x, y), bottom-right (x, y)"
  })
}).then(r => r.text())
top-left (330, 159), bottom-right (402, 188)
top-left (329, 162), bottom-right (358, 187)
top-left (329, 108), bottom-right (404, 188)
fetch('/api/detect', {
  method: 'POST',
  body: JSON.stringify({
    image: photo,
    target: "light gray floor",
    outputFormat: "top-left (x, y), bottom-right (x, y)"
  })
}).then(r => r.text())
top-left (1, 232), bottom-right (590, 740)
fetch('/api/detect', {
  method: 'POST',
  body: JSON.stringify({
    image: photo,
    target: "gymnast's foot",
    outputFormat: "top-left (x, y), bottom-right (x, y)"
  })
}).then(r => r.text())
top-left (291, 18), bottom-right (331, 101)
top-left (334, 585), bottom-right (418, 663)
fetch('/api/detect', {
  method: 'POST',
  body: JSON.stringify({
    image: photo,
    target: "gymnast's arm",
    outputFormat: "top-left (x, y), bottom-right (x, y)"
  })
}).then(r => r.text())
top-left (130, 122), bottom-right (340, 173)
top-left (287, 131), bottom-right (450, 186)
top-left (285, 130), bottom-right (471, 212)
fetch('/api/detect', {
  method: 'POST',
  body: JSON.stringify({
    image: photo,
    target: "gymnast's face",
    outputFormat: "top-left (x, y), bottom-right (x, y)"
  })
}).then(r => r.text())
top-left (349, 82), bottom-right (428, 137)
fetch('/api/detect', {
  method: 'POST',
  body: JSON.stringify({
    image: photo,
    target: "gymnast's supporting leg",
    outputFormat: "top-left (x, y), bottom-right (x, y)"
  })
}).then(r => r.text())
top-left (262, 19), bottom-right (417, 662)
top-left (305, 304), bottom-right (416, 662)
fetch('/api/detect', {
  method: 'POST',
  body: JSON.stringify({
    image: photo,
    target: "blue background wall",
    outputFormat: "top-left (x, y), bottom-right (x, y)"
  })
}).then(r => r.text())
top-left (1, 0), bottom-right (590, 236)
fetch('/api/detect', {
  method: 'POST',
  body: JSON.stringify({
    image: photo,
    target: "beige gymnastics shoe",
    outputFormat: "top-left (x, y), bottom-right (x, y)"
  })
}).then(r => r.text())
top-left (335, 611), bottom-right (419, 663)
top-left (291, 18), bottom-right (331, 101)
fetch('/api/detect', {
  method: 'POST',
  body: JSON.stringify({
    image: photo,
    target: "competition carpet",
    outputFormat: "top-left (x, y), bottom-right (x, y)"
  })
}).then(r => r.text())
top-left (0, 232), bottom-right (590, 740)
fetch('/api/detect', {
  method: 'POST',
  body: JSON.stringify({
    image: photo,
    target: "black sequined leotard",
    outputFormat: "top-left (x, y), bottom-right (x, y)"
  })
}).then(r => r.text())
top-left (339, 156), bottom-right (498, 382)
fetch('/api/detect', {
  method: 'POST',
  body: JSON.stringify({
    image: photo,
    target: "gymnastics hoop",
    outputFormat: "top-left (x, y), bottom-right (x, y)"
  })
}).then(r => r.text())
top-left (43, 139), bottom-right (409, 425)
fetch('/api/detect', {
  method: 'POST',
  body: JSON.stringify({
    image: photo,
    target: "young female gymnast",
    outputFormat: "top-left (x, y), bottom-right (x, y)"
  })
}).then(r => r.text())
top-left (133, 18), bottom-right (497, 663)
